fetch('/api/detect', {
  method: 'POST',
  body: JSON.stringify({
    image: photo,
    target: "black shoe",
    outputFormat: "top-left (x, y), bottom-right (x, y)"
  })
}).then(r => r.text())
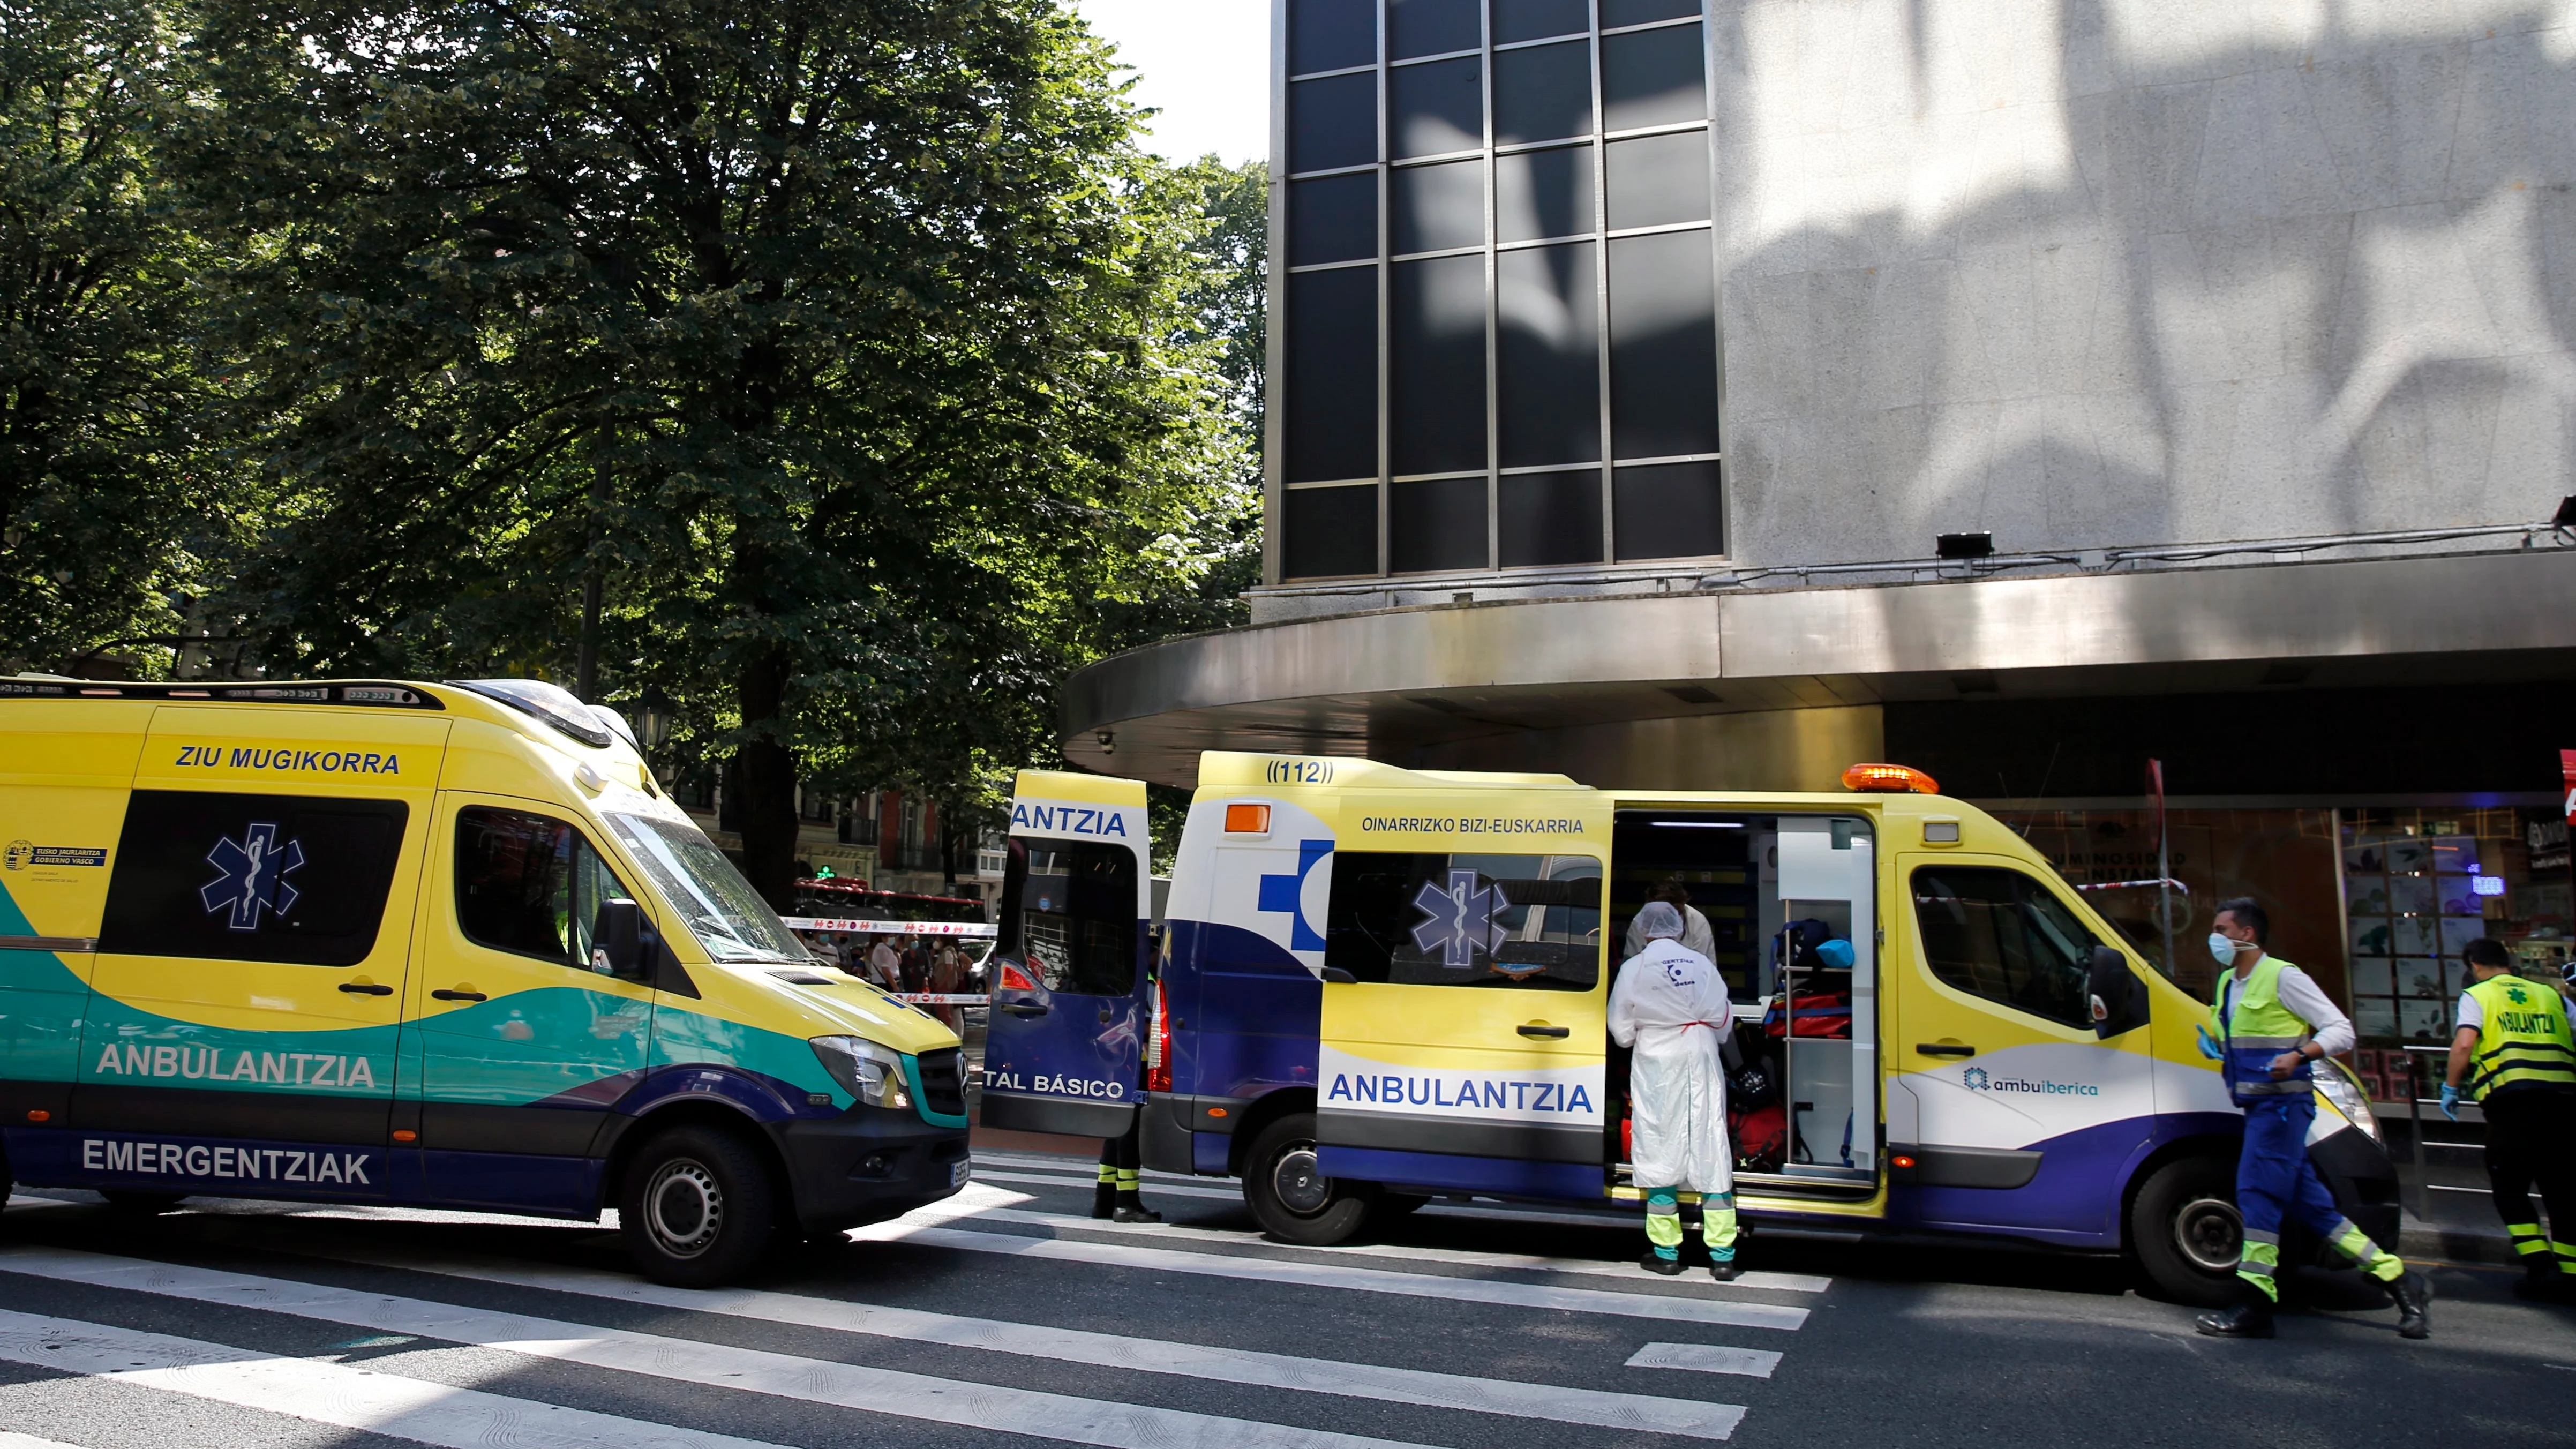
top-left (1640, 1252), bottom-right (1685, 1276)
top-left (2194, 1302), bottom-right (2275, 1338)
top-left (2385, 1270), bottom-right (2432, 1339)
top-left (1112, 1204), bottom-right (1162, 1224)
top-left (1709, 1259), bottom-right (1744, 1282)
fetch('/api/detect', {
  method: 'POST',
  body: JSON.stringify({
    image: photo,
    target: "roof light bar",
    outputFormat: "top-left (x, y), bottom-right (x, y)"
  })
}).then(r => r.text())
top-left (1843, 762), bottom-right (1940, 794)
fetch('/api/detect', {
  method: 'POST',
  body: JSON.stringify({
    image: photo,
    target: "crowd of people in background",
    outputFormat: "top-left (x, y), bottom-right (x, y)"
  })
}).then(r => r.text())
top-left (788, 928), bottom-right (978, 1029)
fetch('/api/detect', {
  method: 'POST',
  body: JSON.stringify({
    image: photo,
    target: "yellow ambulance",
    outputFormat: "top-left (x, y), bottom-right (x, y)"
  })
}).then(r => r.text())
top-left (0, 675), bottom-right (967, 1285)
top-left (985, 753), bottom-right (2397, 1303)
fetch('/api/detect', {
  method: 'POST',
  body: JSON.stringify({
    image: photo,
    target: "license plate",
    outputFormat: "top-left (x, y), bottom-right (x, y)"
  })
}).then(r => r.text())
top-left (949, 1159), bottom-right (972, 1187)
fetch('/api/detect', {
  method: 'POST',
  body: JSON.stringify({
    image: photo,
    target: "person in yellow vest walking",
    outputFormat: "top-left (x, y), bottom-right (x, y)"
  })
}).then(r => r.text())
top-left (2196, 897), bottom-right (2430, 1339)
top-left (2442, 937), bottom-right (2576, 1300)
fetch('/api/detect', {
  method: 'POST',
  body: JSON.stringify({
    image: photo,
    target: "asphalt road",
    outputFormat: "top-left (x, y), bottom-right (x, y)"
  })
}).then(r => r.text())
top-left (1, 1152), bottom-right (2572, 1449)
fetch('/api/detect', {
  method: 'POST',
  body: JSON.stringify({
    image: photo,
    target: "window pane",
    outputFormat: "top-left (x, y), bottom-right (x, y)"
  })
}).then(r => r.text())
top-left (1291, 173), bottom-right (1378, 265)
top-left (1608, 228), bottom-right (1718, 459)
top-left (1911, 867), bottom-right (2100, 1030)
top-left (1291, 72), bottom-right (1378, 173)
top-left (1390, 475), bottom-right (1489, 573)
top-left (1002, 839), bottom-right (1137, 996)
top-left (1603, 0), bottom-right (1701, 25)
top-left (1605, 128), bottom-right (1710, 229)
top-left (1390, 54), bottom-right (1481, 158)
top-left (1494, 0), bottom-right (1590, 43)
top-left (1283, 483), bottom-right (1381, 578)
top-left (1393, 158), bottom-right (1485, 254)
top-left (1388, 0), bottom-right (1478, 59)
top-left (455, 808), bottom-right (574, 962)
top-left (1290, 0), bottom-right (1377, 74)
top-left (1498, 242), bottom-right (1599, 468)
top-left (1325, 851), bottom-right (1604, 990)
top-left (1613, 460), bottom-right (1722, 559)
top-left (1285, 266), bottom-right (1379, 483)
top-left (607, 812), bottom-right (801, 963)
top-left (99, 790), bottom-right (409, 967)
top-left (1496, 144), bottom-right (1593, 243)
top-left (1493, 40), bottom-right (1591, 146)
top-left (1500, 470), bottom-right (1604, 567)
top-left (1391, 253), bottom-right (1489, 476)
top-left (1602, 23), bottom-right (1704, 131)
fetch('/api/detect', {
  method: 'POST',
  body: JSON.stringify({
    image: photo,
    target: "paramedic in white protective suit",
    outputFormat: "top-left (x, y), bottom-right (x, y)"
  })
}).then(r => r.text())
top-left (1611, 900), bottom-right (1741, 1280)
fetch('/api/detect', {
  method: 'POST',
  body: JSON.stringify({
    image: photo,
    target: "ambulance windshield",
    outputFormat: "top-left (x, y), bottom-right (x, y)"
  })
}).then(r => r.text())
top-left (607, 812), bottom-right (807, 963)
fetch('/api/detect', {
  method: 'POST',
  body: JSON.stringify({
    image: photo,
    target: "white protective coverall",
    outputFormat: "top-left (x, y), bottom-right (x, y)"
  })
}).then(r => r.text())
top-left (1610, 905), bottom-right (1734, 1196)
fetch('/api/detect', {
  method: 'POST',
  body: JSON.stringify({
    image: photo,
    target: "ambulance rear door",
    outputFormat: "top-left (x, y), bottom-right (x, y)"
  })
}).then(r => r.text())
top-left (1315, 799), bottom-right (1613, 1200)
top-left (981, 771), bottom-right (1152, 1138)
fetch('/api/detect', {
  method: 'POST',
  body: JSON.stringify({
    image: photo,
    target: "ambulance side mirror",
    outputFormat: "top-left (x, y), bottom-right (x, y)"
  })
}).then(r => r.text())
top-left (595, 898), bottom-right (652, 981)
top-left (2087, 945), bottom-right (2150, 1039)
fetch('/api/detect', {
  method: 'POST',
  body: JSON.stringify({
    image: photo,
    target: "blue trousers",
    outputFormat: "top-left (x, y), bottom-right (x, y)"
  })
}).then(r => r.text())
top-left (2234, 1097), bottom-right (2401, 1297)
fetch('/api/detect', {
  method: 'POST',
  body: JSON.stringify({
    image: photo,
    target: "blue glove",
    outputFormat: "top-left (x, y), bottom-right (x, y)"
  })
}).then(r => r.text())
top-left (2440, 1084), bottom-right (2460, 1121)
top-left (2196, 1025), bottom-right (2224, 1061)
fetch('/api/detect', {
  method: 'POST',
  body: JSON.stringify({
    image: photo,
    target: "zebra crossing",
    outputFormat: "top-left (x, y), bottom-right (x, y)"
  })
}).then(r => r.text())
top-left (0, 1151), bottom-right (1827, 1449)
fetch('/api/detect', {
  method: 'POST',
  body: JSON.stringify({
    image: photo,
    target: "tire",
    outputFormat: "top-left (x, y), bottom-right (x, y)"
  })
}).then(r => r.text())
top-left (1241, 1112), bottom-right (1376, 1246)
top-left (99, 1190), bottom-right (186, 1215)
top-left (2129, 1155), bottom-right (2242, 1307)
top-left (619, 1125), bottom-right (780, 1287)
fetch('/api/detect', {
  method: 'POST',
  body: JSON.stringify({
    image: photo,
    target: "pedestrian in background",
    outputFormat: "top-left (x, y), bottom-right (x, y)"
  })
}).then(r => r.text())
top-left (2196, 897), bottom-right (2430, 1338)
top-left (2443, 936), bottom-right (2576, 1300)
top-left (867, 934), bottom-right (902, 993)
top-left (1612, 900), bottom-right (1741, 1280)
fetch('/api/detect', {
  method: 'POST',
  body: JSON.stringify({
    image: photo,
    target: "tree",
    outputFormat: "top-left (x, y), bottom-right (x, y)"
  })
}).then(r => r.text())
top-left (0, 0), bottom-right (229, 676)
top-left (181, 0), bottom-right (1243, 904)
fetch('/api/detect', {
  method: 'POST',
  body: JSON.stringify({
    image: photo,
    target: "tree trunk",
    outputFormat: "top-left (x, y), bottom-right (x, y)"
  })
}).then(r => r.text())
top-left (734, 649), bottom-right (801, 911)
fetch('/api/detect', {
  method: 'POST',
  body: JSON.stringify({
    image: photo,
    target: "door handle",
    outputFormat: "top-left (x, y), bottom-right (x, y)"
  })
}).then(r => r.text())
top-left (999, 1002), bottom-right (1050, 1018)
top-left (431, 988), bottom-right (487, 1002)
top-left (338, 982), bottom-right (394, 996)
top-left (1518, 1024), bottom-right (1571, 1039)
top-left (1916, 1042), bottom-right (1976, 1057)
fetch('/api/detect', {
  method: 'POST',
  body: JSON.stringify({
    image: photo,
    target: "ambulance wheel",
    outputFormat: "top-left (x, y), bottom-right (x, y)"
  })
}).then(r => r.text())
top-left (620, 1125), bottom-right (778, 1287)
top-left (99, 1191), bottom-right (186, 1215)
top-left (2130, 1155), bottom-right (2242, 1307)
top-left (1243, 1113), bottom-right (1377, 1246)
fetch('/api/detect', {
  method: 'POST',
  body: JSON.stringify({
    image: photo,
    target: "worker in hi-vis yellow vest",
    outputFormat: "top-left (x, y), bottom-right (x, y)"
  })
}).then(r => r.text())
top-left (2444, 936), bottom-right (2576, 1301)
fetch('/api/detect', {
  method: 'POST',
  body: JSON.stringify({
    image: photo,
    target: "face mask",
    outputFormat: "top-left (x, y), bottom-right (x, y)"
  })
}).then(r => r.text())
top-left (2208, 932), bottom-right (2242, 966)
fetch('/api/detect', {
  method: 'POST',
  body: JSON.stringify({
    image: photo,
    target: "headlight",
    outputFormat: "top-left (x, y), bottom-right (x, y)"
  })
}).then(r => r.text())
top-left (810, 1036), bottom-right (913, 1109)
top-left (2312, 1058), bottom-right (2380, 1143)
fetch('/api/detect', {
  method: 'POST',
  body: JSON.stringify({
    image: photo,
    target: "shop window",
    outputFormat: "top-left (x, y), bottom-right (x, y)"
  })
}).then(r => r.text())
top-left (1326, 850), bottom-right (1604, 990)
top-left (1606, 128), bottom-right (1710, 230)
top-left (1496, 144), bottom-right (1592, 244)
top-left (1389, 0), bottom-right (1479, 59)
top-left (1289, 0), bottom-right (1376, 74)
top-left (1393, 158), bottom-right (1486, 254)
top-left (1391, 55), bottom-right (1482, 158)
top-left (1290, 173), bottom-right (1378, 266)
top-left (999, 839), bottom-right (1136, 996)
top-left (100, 790), bottom-right (410, 967)
top-left (1494, 0), bottom-right (1589, 44)
top-left (1911, 866), bottom-right (2100, 1030)
top-left (1285, 267), bottom-right (1378, 484)
top-left (1390, 475), bottom-right (1489, 573)
top-left (1500, 470), bottom-right (1604, 567)
top-left (1493, 40), bottom-right (1593, 146)
top-left (1601, 23), bottom-right (1704, 131)
top-left (1283, 484), bottom-right (1380, 579)
top-left (1291, 71), bottom-right (1378, 172)
top-left (1391, 253), bottom-right (1489, 476)
top-left (454, 806), bottom-right (636, 972)
top-left (1498, 242), bottom-right (1601, 469)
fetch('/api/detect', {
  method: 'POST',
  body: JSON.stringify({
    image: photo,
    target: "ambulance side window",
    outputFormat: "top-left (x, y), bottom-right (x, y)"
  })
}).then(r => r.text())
top-left (455, 807), bottom-right (636, 972)
top-left (999, 837), bottom-right (1136, 996)
top-left (1910, 866), bottom-right (2098, 1029)
top-left (97, 789), bottom-right (410, 967)
top-left (1325, 851), bottom-right (1603, 991)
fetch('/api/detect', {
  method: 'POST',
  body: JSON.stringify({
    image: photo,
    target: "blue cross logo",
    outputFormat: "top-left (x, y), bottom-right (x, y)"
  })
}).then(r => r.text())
top-left (1409, 869), bottom-right (1511, 970)
top-left (201, 822), bottom-right (305, 932)
top-left (1256, 839), bottom-right (1333, 953)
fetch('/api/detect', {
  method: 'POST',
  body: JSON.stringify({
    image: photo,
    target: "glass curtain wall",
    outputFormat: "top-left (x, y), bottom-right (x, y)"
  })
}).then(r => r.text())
top-left (1279, 0), bottom-right (1724, 582)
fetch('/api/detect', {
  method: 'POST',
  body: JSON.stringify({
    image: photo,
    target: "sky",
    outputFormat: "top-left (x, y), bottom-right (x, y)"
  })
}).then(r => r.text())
top-left (1070, 0), bottom-right (1271, 165)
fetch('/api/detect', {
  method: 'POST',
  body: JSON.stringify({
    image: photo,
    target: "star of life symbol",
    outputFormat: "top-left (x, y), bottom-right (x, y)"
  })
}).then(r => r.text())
top-left (1408, 868), bottom-right (1511, 970)
top-left (201, 822), bottom-right (305, 932)
top-left (1962, 1066), bottom-right (1991, 1091)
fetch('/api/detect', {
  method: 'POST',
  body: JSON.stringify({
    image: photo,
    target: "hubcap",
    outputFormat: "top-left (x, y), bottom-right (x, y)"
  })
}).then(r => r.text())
top-left (2175, 1194), bottom-right (2243, 1273)
top-left (1273, 1143), bottom-right (1332, 1216)
top-left (644, 1158), bottom-right (724, 1259)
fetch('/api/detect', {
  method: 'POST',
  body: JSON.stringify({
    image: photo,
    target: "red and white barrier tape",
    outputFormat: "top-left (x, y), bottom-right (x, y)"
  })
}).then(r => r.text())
top-left (885, 993), bottom-right (992, 1004)
top-left (783, 917), bottom-right (997, 937)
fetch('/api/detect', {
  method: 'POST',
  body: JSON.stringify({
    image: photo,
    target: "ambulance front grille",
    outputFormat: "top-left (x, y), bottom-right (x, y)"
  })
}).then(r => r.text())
top-left (914, 1047), bottom-right (967, 1117)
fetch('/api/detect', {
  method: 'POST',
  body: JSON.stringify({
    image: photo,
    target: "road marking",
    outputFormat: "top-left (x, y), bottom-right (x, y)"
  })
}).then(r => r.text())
top-left (916, 1191), bottom-right (1830, 1294)
top-left (976, 1169), bottom-right (1245, 1202)
top-left (4, 1196), bottom-right (77, 1213)
top-left (313, 1247), bottom-right (1748, 1441)
top-left (0, 1248), bottom-right (1436, 1449)
top-left (974, 1155), bottom-right (1647, 1228)
top-left (1626, 1343), bottom-right (1786, 1379)
top-left (0, 1307), bottom-right (793, 1449)
top-left (0, 1433), bottom-right (89, 1449)
top-left (852, 1221), bottom-right (1809, 1330)
top-left (976, 1150), bottom-right (1199, 1183)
